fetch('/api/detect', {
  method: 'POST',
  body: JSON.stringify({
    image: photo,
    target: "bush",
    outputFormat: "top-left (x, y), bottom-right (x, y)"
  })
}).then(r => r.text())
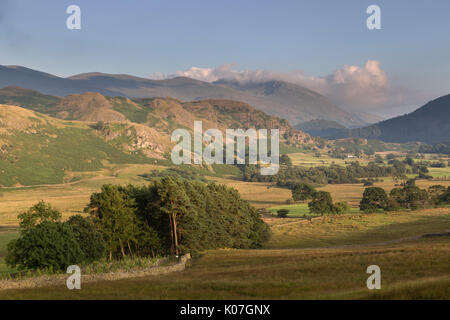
top-left (66, 215), bottom-right (106, 263)
top-left (333, 201), bottom-right (350, 214)
top-left (17, 200), bottom-right (61, 232)
top-left (292, 183), bottom-right (316, 201)
top-left (277, 209), bottom-right (289, 218)
top-left (308, 191), bottom-right (334, 215)
top-left (360, 187), bottom-right (388, 212)
top-left (6, 221), bottom-right (84, 271)
top-left (428, 185), bottom-right (447, 205)
top-left (403, 186), bottom-right (428, 210)
top-left (438, 187), bottom-right (450, 204)
top-left (389, 186), bottom-right (429, 210)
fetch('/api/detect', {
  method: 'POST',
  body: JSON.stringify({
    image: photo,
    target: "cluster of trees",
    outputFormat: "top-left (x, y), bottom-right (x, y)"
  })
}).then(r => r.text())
top-left (141, 167), bottom-right (209, 183)
top-left (290, 183), bottom-right (349, 216)
top-left (7, 178), bottom-right (270, 271)
top-left (360, 185), bottom-right (450, 212)
top-left (308, 191), bottom-right (349, 215)
top-left (243, 162), bottom-right (410, 188)
top-left (418, 143), bottom-right (450, 155)
top-left (6, 201), bottom-right (105, 271)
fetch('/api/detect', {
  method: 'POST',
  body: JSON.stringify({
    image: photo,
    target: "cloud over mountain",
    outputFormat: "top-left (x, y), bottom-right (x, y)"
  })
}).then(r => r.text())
top-left (151, 61), bottom-right (422, 113)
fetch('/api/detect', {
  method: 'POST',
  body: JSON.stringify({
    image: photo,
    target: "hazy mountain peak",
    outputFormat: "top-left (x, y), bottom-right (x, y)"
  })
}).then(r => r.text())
top-left (1, 65), bottom-right (370, 127)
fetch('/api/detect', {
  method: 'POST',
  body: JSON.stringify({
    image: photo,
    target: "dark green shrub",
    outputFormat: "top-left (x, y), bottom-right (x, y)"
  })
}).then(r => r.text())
top-left (428, 185), bottom-right (447, 205)
top-left (360, 187), bottom-right (388, 212)
top-left (333, 201), bottom-right (350, 214)
top-left (292, 183), bottom-right (316, 201)
top-left (438, 187), bottom-right (450, 204)
top-left (277, 209), bottom-right (289, 218)
top-left (66, 215), bottom-right (106, 263)
top-left (308, 191), bottom-right (334, 215)
top-left (6, 221), bottom-right (84, 271)
top-left (403, 186), bottom-right (428, 210)
top-left (17, 201), bottom-right (61, 232)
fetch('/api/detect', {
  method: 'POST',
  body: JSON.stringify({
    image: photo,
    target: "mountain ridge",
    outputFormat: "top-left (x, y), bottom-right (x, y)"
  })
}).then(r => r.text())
top-left (0, 65), bottom-right (371, 127)
top-left (327, 94), bottom-right (450, 143)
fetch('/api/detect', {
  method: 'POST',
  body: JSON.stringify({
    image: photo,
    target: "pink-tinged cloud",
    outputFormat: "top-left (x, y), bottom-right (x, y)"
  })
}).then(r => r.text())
top-left (150, 61), bottom-right (423, 111)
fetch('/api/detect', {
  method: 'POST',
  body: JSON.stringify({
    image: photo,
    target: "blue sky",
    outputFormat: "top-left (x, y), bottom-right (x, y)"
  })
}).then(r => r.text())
top-left (0, 0), bottom-right (449, 115)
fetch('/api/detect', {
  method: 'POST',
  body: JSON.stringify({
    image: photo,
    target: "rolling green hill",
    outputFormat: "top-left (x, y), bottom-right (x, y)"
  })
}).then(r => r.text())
top-left (0, 88), bottom-right (315, 187)
top-left (0, 105), bottom-right (155, 187)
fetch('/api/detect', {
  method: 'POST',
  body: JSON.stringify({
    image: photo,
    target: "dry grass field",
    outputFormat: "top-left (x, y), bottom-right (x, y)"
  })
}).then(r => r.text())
top-left (266, 208), bottom-right (450, 249)
top-left (0, 163), bottom-right (164, 225)
top-left (0, 165), bottom-right (449, 226)
top-left (0, 237), bottom-right (448, 300)
top-left (0, 155), bottom-right (449, 300)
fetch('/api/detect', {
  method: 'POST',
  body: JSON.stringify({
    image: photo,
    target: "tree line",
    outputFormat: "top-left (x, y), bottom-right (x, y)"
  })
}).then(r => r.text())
top-left (360, 184), bottom-right (450, 212)
top-left (6, 178), bottom-right (270, 272)
top-left (242, 162), bottom-right (410, 188)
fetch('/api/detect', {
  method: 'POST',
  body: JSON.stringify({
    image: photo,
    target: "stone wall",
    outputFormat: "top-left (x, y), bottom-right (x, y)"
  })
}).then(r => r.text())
top-left (0, 253), bottom-right (190, 291)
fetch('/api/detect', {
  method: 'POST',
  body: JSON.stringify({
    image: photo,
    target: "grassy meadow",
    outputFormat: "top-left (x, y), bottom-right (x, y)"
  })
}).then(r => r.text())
top-left (0, 151), bottom-right (449, 299)
top-left (0, 231), bottom-right (448, 299)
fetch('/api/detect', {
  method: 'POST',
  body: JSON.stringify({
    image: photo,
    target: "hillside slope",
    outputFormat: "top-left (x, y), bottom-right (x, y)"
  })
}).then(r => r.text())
top-left (0, 90), bottom-right (314, 186)
top-left (0, 104), bottom-right (160, 187)
top-left (329, 94), bottom-right (450, 143)
top-left (294, 119), bottom-right (347, 138)
top-left (0, 87), bottom-right (311, 143)
top-left (214, 79), bottom-right (369, 127)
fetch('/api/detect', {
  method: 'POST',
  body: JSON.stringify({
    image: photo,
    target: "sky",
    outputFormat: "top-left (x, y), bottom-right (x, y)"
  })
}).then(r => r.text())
top-left (0, 0), bottom-right (449, 117)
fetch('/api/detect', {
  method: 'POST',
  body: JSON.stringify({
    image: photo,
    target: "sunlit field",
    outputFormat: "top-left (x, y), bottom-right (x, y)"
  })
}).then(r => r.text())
top-left (0, 153), bottom-right (449, 300)
top-left (0, 235), bottom-right (448, 299)
top-left (0, 164), bottom-right (164, 225)
top-left (266, 208), bottom-right (450, 249)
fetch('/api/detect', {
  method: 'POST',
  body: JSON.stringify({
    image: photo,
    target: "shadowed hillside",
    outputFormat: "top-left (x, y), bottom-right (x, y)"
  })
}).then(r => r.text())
top-left (327, 94), bottom-right (450, 144)
top-left (215, 79), bottom-right (373, 127)
top-left (294, 119), bottom-right (347, 138)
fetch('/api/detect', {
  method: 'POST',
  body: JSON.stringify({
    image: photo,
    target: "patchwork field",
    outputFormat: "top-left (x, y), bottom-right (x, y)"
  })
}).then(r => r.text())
top-left (0, 164), bottom-right (449, 225)
top-left (0, 220), bottom-right (448, 299)
top-left (0, 154), bottom-right (449, 299)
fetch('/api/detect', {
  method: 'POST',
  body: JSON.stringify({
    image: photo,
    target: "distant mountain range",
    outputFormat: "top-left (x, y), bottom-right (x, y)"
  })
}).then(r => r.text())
top-left (0, 65), bottom-right (375, 127)
top-left (324, 94), bottom-right (450, 144)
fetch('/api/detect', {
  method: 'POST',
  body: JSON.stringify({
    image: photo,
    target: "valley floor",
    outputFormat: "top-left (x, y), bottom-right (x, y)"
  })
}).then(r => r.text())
top-left (0, 208), bottom-right (448, 299)
top-left (0, 237), bottom-right (448, 300)
top-left (0, 163), bottom-right (449, 299)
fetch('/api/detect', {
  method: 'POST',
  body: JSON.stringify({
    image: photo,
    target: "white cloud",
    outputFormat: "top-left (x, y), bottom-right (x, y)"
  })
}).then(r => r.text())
top-left (150, 61), bottom-right (425, 112)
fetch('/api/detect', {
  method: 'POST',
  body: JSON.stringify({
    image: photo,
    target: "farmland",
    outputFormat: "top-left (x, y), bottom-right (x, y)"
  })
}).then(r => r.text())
top-left (0, 211), bottom-right (448, 299)
top-left (0, 152), bottom-right (449, 299)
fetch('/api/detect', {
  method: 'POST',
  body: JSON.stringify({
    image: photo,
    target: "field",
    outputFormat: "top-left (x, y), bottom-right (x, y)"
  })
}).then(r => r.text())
top-left (0, 209), bottom-right (448, 299)
top-left (0, 153), bottom-right (449, 299)
top-left (266, 208), bottom-right (450, 249)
